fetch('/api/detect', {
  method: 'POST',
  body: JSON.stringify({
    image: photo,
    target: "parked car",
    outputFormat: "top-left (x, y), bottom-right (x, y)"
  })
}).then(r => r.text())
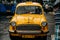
top-left (9, 1), bottom-right (49, 40)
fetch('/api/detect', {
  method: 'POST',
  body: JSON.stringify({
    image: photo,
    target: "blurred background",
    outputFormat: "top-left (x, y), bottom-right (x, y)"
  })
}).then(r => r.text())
top-left (0, 0), bottom-right (60, 40)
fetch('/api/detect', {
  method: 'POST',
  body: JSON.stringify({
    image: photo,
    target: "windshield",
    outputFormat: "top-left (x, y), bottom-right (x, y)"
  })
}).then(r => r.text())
top-left (16, 6), bottom-right (42, 14)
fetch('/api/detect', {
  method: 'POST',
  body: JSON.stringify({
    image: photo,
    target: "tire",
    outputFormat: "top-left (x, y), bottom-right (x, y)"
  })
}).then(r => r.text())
top-left (9, 34), bottom-right (21, 40)
top-left (42, 36), bottom-right (47, 40)
top-left (35, 36), bottom-right (47, 40)
top-left (47, 35), bottom-right (51, 40)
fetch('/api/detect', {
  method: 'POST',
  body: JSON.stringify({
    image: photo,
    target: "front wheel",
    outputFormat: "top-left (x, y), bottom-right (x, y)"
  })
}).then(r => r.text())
top-left (35, 36), bottom-right (47, 40)
top-left (9, 34), bottom-right (22, 40)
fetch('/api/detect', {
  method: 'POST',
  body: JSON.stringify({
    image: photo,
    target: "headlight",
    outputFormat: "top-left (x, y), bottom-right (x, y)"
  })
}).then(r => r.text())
top-left (42, 22), bottom-right (47, 27)
top-left (10, 22), bottom-right (16, 26)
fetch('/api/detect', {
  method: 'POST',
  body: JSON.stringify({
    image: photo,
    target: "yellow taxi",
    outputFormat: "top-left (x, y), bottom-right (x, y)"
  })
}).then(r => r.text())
top-left (9, 1), bottom-right (49, 40)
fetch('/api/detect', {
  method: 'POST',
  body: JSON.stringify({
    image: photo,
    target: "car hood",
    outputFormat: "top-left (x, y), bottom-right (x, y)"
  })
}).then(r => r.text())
top-left (15, 14), bottom-right (42, 25)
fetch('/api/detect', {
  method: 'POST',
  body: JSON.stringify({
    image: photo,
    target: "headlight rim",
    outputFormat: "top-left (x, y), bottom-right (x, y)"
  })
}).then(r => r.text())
top-left (10, 22), bottom-right (16, 27)
top-left (41, 22), bottom-right (47, 27)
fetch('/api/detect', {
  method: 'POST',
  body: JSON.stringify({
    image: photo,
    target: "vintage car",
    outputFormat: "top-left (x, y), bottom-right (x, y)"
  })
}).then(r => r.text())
top-left (9, 1), bottom-right (49, 40)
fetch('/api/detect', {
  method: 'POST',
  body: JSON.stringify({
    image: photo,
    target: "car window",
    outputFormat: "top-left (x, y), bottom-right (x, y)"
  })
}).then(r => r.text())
top-left (16, 6), bottom-right (42, 14)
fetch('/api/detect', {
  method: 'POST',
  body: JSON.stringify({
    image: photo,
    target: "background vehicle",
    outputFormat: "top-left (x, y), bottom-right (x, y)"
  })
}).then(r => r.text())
top-left (0, 0), bottom-right (16, 15)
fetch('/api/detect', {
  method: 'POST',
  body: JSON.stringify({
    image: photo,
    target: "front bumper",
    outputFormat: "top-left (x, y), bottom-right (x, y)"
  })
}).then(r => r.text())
top-left (9, 30), bottom-right (49, 38)
top-left (9, 30), bottom-right (49, 34)
top-left (14, 31), bottom-right (41, 34)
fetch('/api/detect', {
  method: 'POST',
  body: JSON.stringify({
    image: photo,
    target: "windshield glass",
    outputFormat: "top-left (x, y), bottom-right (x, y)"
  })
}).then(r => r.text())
top-left (16, 6), bottom-right (42, 14)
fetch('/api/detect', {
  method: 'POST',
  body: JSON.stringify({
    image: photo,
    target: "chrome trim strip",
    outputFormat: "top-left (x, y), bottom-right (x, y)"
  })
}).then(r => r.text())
top-left (16, 31), bottom-right (41, 33)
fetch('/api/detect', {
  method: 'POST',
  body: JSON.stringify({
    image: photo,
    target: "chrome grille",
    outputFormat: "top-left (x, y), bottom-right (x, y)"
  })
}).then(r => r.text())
top-left (16, 24), bottom-right (41, 30)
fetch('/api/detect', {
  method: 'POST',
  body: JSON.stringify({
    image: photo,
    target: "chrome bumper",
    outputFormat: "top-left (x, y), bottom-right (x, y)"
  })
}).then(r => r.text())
top-left (9, 30), bottom-right (49, 34)
top-left (16, 31), bottom-right (41, 34)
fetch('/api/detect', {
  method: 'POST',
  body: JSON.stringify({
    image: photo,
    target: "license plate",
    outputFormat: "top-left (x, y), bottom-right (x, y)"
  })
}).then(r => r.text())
top-left (22, 35), bottom-right (35, 38)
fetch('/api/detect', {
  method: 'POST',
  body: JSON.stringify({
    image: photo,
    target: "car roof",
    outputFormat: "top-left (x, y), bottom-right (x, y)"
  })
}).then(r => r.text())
top-left (16, 1), bottom-right (42, 8)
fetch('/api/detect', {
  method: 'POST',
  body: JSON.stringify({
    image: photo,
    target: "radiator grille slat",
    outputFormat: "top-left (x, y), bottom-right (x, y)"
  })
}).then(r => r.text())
top-left (16, 24), bottom-right (41, 30)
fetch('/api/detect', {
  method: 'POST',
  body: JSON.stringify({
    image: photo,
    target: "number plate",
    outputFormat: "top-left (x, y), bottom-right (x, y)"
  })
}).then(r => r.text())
top-left (22, 35), bottom-right (35, 38)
